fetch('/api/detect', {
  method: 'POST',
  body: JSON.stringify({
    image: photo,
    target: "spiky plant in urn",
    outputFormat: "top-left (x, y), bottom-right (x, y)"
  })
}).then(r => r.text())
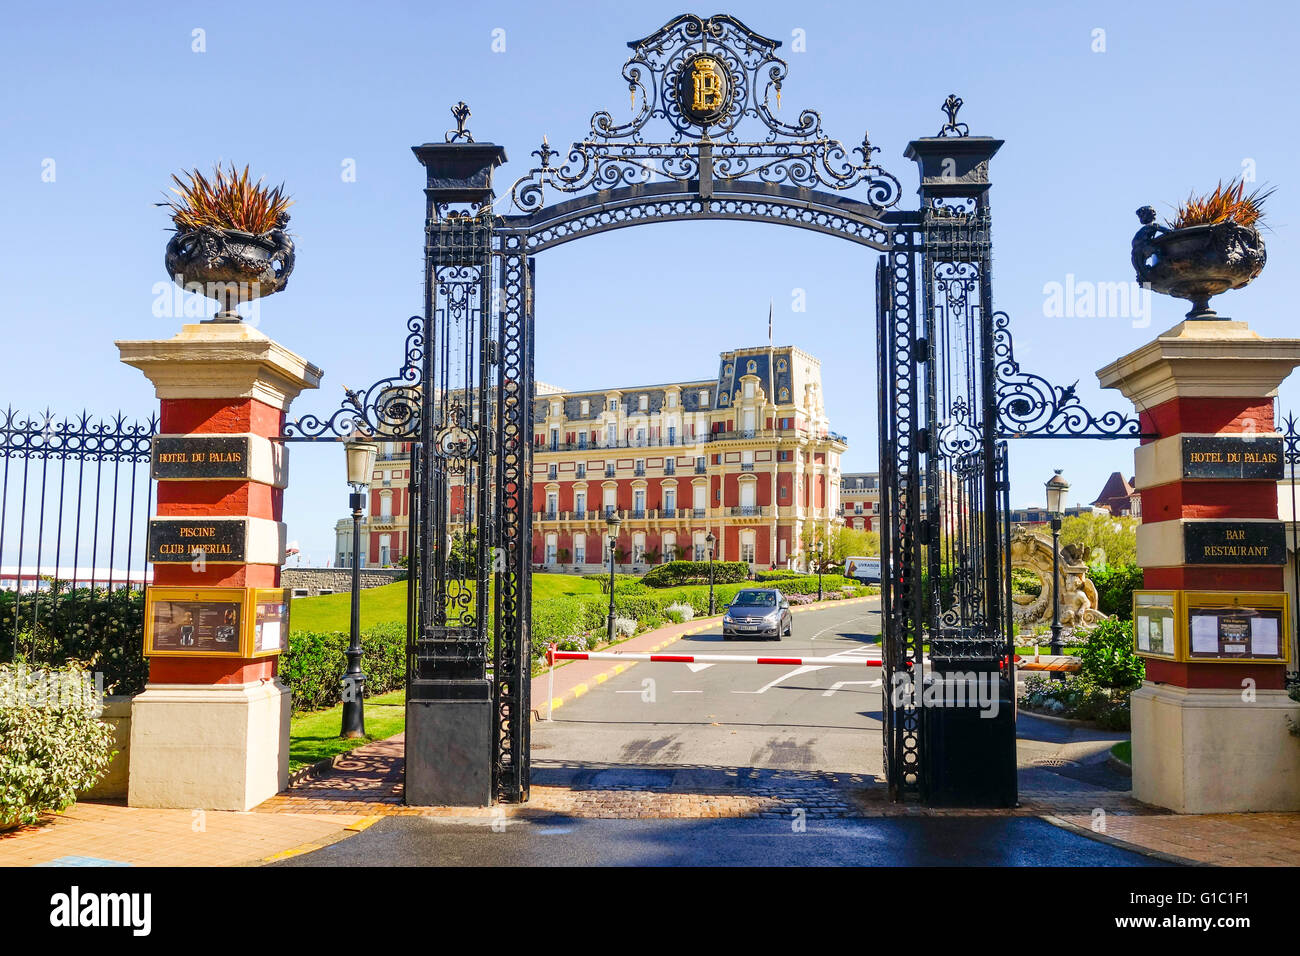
top-left (159, 164), bottom-right (295, 321)
top-left (1132, 178), bottom-right (1272, 320)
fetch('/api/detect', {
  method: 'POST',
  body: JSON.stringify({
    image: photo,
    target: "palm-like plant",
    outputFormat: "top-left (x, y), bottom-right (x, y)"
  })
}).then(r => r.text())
top-left (159, 163), bottom-right (292, 234)
top-left (1169, 177), bottom-right (1273, 231)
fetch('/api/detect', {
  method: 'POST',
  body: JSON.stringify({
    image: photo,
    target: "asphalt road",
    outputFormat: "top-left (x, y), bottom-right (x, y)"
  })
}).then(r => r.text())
top-left (278, 814), bottom-right (1168, 867)
top-left (532, 598), bottom-right (888, 782)
top-left (283, 600), bottom-right (1147, 865)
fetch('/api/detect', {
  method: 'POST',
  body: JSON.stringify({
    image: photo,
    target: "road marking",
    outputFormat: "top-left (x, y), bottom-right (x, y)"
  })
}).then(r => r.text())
top-left (685, 662), bottom-right (714, 672)
top-left (822, 679), bottom-right (882, 697)
top-left (733, 664), bottom-right (829, 694)
top-left (673, 690), bottom-right (703, 694)
top-left (810, 614), bottom-right (874, 642)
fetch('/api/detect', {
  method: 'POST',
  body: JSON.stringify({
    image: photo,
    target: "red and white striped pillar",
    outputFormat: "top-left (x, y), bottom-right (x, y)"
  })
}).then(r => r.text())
top-left (117, 321), bottom-right (321, 810)
top-left (1099, 318), bottom-right (1300, 812)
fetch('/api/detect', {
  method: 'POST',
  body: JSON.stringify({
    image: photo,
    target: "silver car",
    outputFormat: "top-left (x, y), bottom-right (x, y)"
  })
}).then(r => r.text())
top-left (721, 588), bottom-right (792, 640)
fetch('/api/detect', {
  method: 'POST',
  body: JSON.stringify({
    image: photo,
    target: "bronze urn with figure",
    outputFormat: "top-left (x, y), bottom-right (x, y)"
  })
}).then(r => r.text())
top-left (1131, 179), bottom-right (1270, 320)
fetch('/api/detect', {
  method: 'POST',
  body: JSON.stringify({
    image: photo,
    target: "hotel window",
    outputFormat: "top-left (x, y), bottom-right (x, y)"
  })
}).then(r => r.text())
top-left (740, 531), bottom-right (755, 563)
top-left (665, 457), bottom-right (675, 475)
top-left (663, 532), bottom-right (676, 561)
top-left (606, 424), bottom-right (617, 446)
top-left (546, 492), bottom-right (558, 516)
top-left (580, 399), bottom-right (590, 415)
top-left (636, 427), bottom-right (645, 445)
top-left (380, 490), bottom-right (393, 519)
top-left (667, 392), bottom-right (677, 407)
top-left (744, 380), bottom-right (754, 399)
top-left (575, 492), bottom-right (586, 515)
top-left (698, 389), bottom-right (709, 406)
top-left (603, 488), bottom-right (617, 515)
top-left (551, 401), bottom-right (561, 417)
top-left (380, 534), bottom-right (392, 565)
top-left (574, 535), bottom-right (586, 564)
top-left (633, 489), bottom-right (646, 514)
top-left (633, 533), bottom-right (646, 563)
top-left (635, 458), bottom-right (645, 475)
top-left (545, 533), bottom-right (557, 566)
top-left (639, 395), bottom-right (648, 411)
top-left (693, 531), bottom-right (707, 561)
top-left (608, 398), bottom-right (617, 411)
top-left (664, 488), bottom-right (676, 513)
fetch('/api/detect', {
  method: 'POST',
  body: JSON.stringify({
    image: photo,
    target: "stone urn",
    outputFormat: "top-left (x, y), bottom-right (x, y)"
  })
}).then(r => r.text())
top-left (164, 213), bottom-right (295, 320)
top-left (1134, 216), bottom-right (1266, 320)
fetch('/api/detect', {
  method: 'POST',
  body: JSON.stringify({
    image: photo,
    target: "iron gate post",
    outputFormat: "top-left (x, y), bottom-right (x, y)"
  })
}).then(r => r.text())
top-left (904, 122), bottom-right (1018, 807)
top-left (406, 133), bottom-right (508, 807)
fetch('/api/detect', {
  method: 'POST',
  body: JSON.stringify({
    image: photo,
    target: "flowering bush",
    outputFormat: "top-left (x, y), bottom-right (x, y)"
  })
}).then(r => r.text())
top-left (664, 602), bottom-right (695, 623)
top-left (1019, 673), bottom-right (1131, 730)
top-left (613, 616), bottom-right (637, 638)
top-left (0, 660), bottom-right (116, 830)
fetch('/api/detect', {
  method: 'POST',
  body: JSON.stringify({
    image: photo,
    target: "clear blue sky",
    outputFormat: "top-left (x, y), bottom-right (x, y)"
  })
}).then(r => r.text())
top-left (2, 0), bottom-right (1297, 566)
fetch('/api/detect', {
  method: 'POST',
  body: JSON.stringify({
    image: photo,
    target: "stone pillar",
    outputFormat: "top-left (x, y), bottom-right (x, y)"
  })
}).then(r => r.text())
top-left (116, 322), bottom-right (321, 810)
top-left (1098, 319), bottom-right (1300, 812)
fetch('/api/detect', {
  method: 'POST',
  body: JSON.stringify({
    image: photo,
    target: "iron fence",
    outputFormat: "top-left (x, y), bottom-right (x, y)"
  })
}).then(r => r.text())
top-left (0, 407), bottom-right (157, 640)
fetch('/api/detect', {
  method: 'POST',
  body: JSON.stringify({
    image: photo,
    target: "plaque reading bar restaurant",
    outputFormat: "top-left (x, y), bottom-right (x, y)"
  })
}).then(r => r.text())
top-left (1181, 436), bottom-right (1284, 480)
top-left (145, 587), bottom-right (247, 657)
top-left (148, 518), bottom-right (247, 563)
top-left (151, 435), bottom-right (251, 480)
top-left (1183, 521), bottom-right (1285, 565)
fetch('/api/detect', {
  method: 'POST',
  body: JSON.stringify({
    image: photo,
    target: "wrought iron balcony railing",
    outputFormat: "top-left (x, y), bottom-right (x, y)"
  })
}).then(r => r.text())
top-left (691, 508), bottom-right (706, 517)
top-left (740, 463), bottom-right (754, 471)
top-left (729, 505), bottom-right (767, 517)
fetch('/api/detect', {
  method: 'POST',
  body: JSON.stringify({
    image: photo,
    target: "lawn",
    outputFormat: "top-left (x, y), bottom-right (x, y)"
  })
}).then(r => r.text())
top-left (289, 573), bottom-right (604, 634)
top-left (288, 689), bottom-right (406, 771)
top-left (1111, 740), bottom-right (1132, 764)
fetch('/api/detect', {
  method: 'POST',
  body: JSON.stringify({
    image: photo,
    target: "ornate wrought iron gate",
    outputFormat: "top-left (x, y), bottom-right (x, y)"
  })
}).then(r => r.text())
top-left (286, 13), bottom-right (1148, 806)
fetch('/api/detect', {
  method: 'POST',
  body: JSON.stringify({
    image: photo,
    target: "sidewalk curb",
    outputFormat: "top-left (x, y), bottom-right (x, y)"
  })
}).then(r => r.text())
top-left (529, 594), bottom-right (878, 722)
top-left (287, 756), bottom-right (338, 789)
top-left (1039, 813), bottom-right (1206, 867)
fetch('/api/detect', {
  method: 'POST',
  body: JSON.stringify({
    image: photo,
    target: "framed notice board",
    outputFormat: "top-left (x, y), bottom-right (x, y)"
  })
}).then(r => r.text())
top-left (1133, 591), bottom-right (1178, 661)
top-left (1185, 591), bottom-right (1288, 664)
top-left (144, 587), bottom-right (292, 658)
top-left (1132, 590), bottom-right (1290, 664)
top-left (251, 588), bottom-right (291, 657)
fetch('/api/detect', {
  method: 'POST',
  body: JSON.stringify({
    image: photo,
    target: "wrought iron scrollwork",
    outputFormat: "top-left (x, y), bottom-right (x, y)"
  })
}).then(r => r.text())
top-left (993, 311), bottom-right (1152, 439)
top-left (281, 315), bottom-right (424, 441)
top-left (1, 408), bottom-right (156, 462)
top-left (938, 94), bottom-right (969, 137)
top-left (507, 13), bottom-right (901, 213)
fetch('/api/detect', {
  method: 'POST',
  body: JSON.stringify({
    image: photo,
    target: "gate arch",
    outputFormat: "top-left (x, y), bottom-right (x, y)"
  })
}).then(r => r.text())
top-left (287, 12), bottom-right (1029, 808)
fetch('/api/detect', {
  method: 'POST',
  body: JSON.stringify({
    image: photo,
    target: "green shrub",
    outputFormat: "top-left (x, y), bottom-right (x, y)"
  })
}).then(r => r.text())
top-left (0, 660), bottom-right (116, 830)
top-left (1076, 618), bottom-right (1144, 690)
top-left (279, 623), bottom-right (406, 714)
top-left (1019, 673), bottom-right (1132, 730)
top-left (1090, 564), bottom-right (1143, 620)
top-left (643, 561), bottom-right (750, 588)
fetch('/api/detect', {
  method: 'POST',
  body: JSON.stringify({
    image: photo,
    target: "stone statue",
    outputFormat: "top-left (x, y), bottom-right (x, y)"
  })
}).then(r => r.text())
top-left (1008, 525), bottom-right (1106, 630)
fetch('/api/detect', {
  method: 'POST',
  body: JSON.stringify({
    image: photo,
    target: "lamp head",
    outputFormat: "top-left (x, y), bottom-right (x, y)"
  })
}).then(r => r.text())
top-left (1044, 469), bottom-right (1070, 515)
top-left (345, 435), bottom-right (379, 489)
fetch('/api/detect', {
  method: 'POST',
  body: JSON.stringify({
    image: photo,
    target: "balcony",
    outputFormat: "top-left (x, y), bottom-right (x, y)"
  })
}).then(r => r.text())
top-left (630, 509), bottom-right (646, 519)
top-left (708, 428), bottom-right (775, 443)
top-left (633, 468), bottom-right (645, 477)
top-left (691, 508), bottom-right (706, 517)
top-left (728, 505), bottom-right (767, 517)
top-left (605, 467), bottom-right (616, 478)
top-left (740, 463), bottom-right (754, 472)
top-left (575, 467), bottom-right (586, 478)
top-left (660, 508), bottom-right (677, 518)
top-left (694, 465), bottom-right (707, 474)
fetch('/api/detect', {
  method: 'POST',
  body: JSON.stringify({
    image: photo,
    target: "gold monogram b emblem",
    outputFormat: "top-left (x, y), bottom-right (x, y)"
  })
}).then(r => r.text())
top-left (691, 57), bottom-right (724, 112)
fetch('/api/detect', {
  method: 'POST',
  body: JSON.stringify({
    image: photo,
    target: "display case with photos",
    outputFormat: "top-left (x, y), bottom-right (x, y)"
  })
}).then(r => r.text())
top-left (145, 587), bottom-right (293, 658)
top-left (1132, 590), bottom-right (1290, 664)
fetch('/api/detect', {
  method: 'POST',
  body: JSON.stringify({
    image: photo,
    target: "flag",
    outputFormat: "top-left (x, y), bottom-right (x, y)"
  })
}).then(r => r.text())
top-left (767, 298), bottom-right (773, 346)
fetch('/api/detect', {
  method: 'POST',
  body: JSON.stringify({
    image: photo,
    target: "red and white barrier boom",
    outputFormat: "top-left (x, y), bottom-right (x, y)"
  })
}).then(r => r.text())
top-left (547, 647), bottom-right (883, 667)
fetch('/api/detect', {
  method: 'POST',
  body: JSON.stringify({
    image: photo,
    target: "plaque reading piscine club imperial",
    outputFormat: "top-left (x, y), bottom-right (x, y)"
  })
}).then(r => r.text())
top-left (1181, 436), bottom-right (1284, 480)
top-left (1183, 521), bottom-right (1286, 565)
top-left (148, 518), bottom-right (247, 563)
top-left (151, 435), bottom-right (251, 480)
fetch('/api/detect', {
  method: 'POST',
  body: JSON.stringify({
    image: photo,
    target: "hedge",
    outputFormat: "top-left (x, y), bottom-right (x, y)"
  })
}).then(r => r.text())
top-left (0, 587), bottom-right (148, 697)
top-left (642, 560), bottom-right (750, 588)
top-left (279, 623), bottom-right (407, 713)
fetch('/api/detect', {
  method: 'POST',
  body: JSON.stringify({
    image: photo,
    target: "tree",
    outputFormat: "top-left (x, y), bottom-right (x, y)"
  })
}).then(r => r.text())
top-left (1059, 513), bottom-right (1138, 567)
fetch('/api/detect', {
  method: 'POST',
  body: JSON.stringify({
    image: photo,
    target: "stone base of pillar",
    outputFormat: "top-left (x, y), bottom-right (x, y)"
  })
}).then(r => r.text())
top-left (405, 698), bottom-right (493, 807)
top-left (1132, 682), bottom-right (1300, 813)
top-left (127, 681), bottom-right (290, 811)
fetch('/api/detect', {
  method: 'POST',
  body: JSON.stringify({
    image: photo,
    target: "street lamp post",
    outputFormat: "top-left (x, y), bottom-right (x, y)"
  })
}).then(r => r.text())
top-left (342, 436), bottom-right (378, 737)
top-left (706, 531), bottom-right (716, 615)
top-left (817, 538), bottom-right (824, 602)
top-left (1045, 469), bottom-right (1070, 680)
top-left (606, 513), bottom-right (621, 642)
